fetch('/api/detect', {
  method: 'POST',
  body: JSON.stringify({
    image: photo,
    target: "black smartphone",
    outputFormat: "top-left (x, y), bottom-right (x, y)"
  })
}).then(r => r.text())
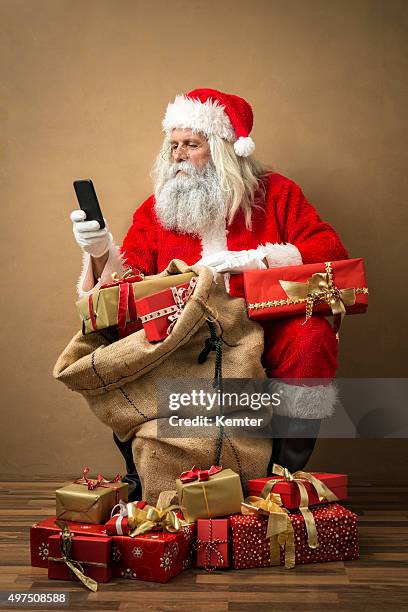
top-left (73, 179), bottom-right (105, 229)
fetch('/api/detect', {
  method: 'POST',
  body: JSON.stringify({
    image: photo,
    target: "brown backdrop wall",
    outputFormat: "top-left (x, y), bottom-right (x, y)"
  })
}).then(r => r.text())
top-left (1, 0), bottom-right (407, 481)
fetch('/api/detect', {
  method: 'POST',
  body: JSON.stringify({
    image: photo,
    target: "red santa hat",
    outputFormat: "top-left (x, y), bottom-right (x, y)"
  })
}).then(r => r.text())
top-left (162, 88), bottom-right (256, 157)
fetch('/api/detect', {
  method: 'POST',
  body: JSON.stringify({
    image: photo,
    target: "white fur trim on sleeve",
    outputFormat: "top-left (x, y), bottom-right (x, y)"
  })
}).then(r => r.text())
top-left (271, 381), bottom-right (339, 419)
top-left (163, 95), bottom-right (236, 141)
top-left (262, 243), bottom-right (303, 268)
top-left (76, 243), bottom-right (126, 298)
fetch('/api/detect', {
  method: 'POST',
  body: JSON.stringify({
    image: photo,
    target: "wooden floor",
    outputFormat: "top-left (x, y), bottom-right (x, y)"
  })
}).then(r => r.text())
top-left (0, 481), bottom-right (408, 612)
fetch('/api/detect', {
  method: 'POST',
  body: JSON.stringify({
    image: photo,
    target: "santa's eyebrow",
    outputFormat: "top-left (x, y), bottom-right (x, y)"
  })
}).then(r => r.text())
top-left (169, 137), bottom-right (204, 144)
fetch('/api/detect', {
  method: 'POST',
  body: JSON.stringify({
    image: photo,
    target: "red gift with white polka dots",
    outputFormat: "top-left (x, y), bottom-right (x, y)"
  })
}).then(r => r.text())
top-left (230, 503), bottom-right (359, 569)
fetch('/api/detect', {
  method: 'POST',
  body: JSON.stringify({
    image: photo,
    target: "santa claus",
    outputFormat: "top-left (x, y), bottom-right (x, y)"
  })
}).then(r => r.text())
top-left (71, 88), bottom-right (348, 496)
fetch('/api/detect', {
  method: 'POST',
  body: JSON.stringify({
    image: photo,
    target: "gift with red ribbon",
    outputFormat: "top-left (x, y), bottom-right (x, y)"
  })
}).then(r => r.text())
top-left (195, 518), bottom-right (230, 571)
top-left (135, 277), bottom-right (198, 342)
top-left (176, 466), bottom-right (243, 523)
top-left (76, 270), bottom-right (197, 338)
top-left (244, 258), bottom-right (368, 339)
top-left (56, 467), bottom-right (128, 525)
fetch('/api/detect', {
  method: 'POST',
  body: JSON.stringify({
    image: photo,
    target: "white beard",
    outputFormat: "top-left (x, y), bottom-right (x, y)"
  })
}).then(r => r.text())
top-left (154, 160), bottom-right (226, 236)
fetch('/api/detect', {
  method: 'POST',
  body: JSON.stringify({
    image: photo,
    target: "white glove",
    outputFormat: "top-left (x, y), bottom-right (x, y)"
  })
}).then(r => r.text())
top-left (196, 247), bottom-right (268, 273)
top-left (70, 209), bottom-right (113, 258)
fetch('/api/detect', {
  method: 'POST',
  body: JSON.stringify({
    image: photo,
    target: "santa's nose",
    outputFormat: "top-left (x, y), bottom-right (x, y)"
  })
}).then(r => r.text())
top-left (172, 146), bottom-right (188, 162)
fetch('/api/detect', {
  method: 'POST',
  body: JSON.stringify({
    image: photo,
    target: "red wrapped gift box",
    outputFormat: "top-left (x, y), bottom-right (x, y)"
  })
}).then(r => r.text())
top-left (30, 517), bottom-right (108, 568)
top-left (196, 518), bottom-right (230, 570)
top-left (48, 533), bottom-right (112, 583)
top-left (111, 523), bottom-right (196, 582)
top-left (247, 473), bottom-right (348, 510)
top-left (135, 277), bottom-right (197, 342)
top-left (105, 501), bottom-right (147, 536)
top-left (230, 503), bottom-right (359, 569)
top-left (244, 258), bottom-right (368, 324)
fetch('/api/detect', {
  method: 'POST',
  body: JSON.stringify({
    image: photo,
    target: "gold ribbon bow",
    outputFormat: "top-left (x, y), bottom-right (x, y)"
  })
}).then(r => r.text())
top-left (279, 262), bottom-right (356, 339)
top-left (260, 464), bottom-right (339, 550)
top-left (125, 501), bottom-right (187, 537)
top-left (50, 521), bottom-right (106, 592)
top-left (241, 494), bottom-right (295, 569)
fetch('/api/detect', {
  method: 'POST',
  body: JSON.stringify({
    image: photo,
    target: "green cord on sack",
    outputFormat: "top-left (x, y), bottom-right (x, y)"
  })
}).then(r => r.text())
top-left (197, 320), bottom-right (223, 464)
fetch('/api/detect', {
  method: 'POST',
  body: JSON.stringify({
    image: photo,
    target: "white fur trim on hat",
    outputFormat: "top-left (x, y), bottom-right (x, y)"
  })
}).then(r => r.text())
top-left (163, 95), bottom-right (236, 141)
top-left (262, 243), bottom-right (303, 268)
top-left (233, 136), bottom-right (255, 157)
top-left (271, 381), bottom-right (339, 419)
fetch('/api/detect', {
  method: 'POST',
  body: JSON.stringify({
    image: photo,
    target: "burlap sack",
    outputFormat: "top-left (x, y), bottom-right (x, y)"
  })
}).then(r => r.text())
top-left (54, 260), bottom-right (273, 504)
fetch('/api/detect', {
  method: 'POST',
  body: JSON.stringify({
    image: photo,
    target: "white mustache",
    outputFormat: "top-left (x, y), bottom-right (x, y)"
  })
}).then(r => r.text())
top-left (167, 161), bottom-right (202, 179)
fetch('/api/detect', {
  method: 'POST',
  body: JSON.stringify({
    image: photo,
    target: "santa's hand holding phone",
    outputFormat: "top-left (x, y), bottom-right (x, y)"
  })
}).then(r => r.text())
top-left (70, 209), bottom-right (113, 258)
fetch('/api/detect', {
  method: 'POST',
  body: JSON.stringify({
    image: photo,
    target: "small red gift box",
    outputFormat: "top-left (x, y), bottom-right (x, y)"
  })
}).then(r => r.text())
top-left (196, 518), bottom-right (230, 570)
top-left (48, 533), bottom-right (112, 583)
top-left (247, 473), bottom-right (347, 510)
top-left (111, 523), bottom-right (196, 582)
top-left (105, 501), bottom-right (147, 536)
top-left (230, 503), bottom-right (359, 569)
top-left (135, 277), bottom-right (197, 342)
top-left (244, 258), bottom-right (368, 327)
top-left (30, 516), bottom-right (108, 568)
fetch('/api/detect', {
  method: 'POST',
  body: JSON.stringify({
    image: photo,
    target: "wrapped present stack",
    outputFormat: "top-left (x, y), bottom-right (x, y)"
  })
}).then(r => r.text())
top-left (76, 269), bottom-right (197, 340)
top-left (30, 464), bottom-right (359, 590)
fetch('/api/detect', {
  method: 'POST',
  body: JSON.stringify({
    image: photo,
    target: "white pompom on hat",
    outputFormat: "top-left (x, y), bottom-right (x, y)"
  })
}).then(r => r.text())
top-left (162, 88), bottom-right (256, 157)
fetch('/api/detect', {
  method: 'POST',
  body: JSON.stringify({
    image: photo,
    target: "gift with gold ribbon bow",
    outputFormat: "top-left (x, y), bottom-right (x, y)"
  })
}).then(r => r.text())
top-left (240, 494), bottom-right (296, 569)
top-left (248, 467), bottom-right (347, 510)
top-left (107, 494), bottom-right (189, 538)
top-left (231, 497), bottom-right (360, 570)
top-left (48, 521), bottom-right (111, 590)
top-left (244, 258), bottom-right (369, 340)
top-left (254, 463), bottom-right (341, 549)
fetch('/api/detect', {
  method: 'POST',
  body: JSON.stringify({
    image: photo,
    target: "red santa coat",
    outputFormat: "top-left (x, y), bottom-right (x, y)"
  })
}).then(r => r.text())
top-left (120, 172), bottom-right (348, 416)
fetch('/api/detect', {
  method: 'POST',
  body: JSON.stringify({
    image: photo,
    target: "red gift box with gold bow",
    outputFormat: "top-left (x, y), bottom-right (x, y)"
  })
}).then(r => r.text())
top-left (135, 277), bottom-right (198, 342)
top-left (48, 530), bottom-right (112, 587)
top-left (230, 502), bottom-right (359, 570)
top-left (30, 517), bottom-right (108, 568)
top-left (247, 465), bottom-right (347, 510)
top-left (244, 258), bottom-right (368, 338)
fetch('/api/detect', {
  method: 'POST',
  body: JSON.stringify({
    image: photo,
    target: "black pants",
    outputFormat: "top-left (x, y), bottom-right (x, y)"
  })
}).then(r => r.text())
top-left (113, 434), bottom-right (142, 502)
top-left (267, 415), bottom-right (321, 474)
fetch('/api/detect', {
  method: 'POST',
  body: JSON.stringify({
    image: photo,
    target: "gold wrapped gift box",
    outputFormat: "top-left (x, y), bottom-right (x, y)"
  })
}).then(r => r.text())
top-left (56, 481), bottom-right (128, 524)
top-left (76, 272), bottom-right (196, 334)
top-left (176, 468), bottom-right (244, 523)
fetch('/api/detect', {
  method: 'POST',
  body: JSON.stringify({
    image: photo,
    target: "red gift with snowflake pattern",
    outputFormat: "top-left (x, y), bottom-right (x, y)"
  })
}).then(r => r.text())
top-left (111, 523), bottom-right (196, 582)
top-left (30, 516), bottom-right (108, 568)
top-left (230, 503), bottom-right (359, 569)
